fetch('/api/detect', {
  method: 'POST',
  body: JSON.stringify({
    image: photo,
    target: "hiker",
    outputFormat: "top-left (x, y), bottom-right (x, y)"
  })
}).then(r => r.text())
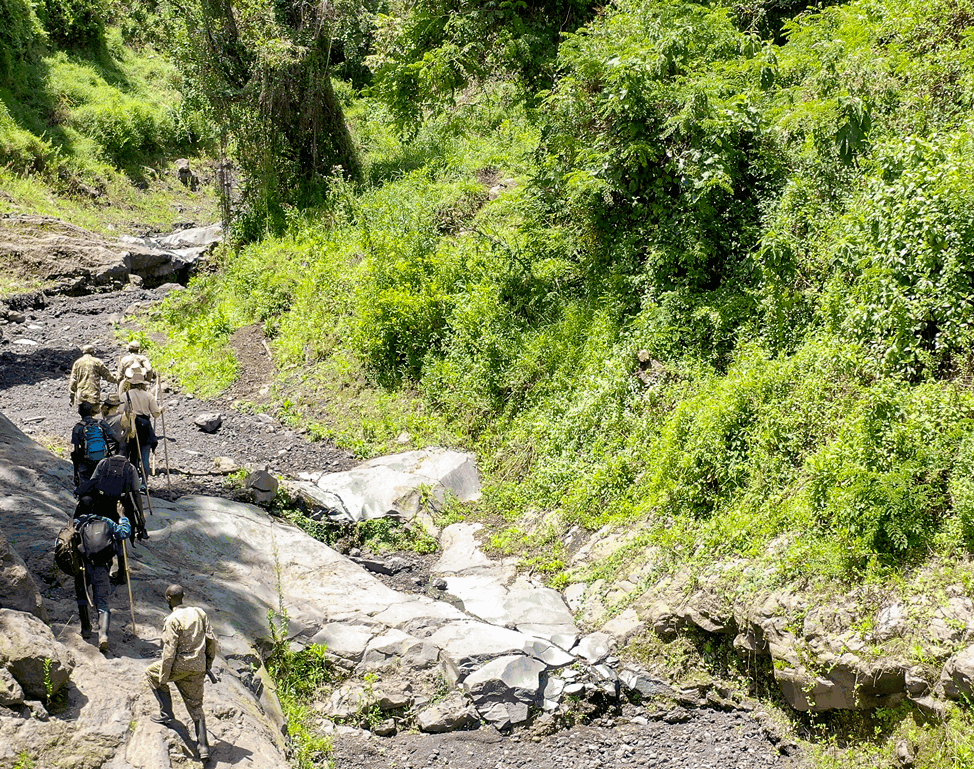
top-left (69, 344), bottom-right (117, 408)
top-left (146, 584), bottom-right (217, 761)
top-left (72, 510), bottom-right (131, 651)
top-left (76, 454), bottom-right (148, 542)
top-left (117, 340), bottom-right (156, 394)
top-left (100, 393), bottom-right (127, 456)
top-left (70, 402), bottom-right (110, 486)
top-left (121, 371), bottom-right (162, 492)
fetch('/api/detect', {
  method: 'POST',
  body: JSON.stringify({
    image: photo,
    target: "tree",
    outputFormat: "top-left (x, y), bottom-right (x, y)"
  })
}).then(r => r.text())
top-left (168, 0), bottom-right (360, 236)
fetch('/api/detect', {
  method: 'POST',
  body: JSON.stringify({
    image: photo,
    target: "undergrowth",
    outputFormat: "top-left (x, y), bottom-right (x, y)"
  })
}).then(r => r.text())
top-left (265, 609), bottom-right (335, 769)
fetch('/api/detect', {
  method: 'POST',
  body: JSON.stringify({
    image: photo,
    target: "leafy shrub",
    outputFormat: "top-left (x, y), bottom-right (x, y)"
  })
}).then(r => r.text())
top-left (0, 0), bottom-right (44, 81)
top-left (38, 0), bottom-right (106, 49)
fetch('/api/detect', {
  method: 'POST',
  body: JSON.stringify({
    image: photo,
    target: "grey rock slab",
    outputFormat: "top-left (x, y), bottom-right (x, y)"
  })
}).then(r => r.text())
top-left (435, 522), bottom-right (495, 573)
top-left (435, 523), bottom-right (579, 646)
top-left (295, 448), bottom-right (481, 524)
top-left (308, 623), bottom-right (377, 664)
top-left (428, 620), bottom-right (574, 682)
top-left (940, 645), bottom-right (974, 701)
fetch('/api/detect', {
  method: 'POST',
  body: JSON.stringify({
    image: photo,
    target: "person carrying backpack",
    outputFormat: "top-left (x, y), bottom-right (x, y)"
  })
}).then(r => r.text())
top-left (76, 454), bottom-right (148, 542)
top-left (100, 393), bottom-right (127, 456)
top-left (72, 511), bottom-right (131, 651)
top-left (122, 374), bottom-right (162, 493)
top-left (70, 402), bottom-right (110, 486)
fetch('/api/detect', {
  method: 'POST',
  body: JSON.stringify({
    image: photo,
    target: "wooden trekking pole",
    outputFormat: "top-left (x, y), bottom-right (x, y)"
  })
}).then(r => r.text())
top-left (157, 378), bottom-right (171, 491)
top-left (151, 377), bottom-right (159, 477)
top-left (121, 540), bottom-right (137, 637)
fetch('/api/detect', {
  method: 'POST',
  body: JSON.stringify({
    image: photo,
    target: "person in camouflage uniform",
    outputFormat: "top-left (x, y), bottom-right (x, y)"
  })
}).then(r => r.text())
top-left (146, 584), bottom-right (218, 761)
top-left (69, 345), bottom-right (117, 407)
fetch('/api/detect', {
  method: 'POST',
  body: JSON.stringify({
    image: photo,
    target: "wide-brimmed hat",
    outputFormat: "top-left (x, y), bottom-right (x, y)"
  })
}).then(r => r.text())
top-left (126, 368), bottom-right (146, 385)
top-left (103, 394), bottom-right (121, 407)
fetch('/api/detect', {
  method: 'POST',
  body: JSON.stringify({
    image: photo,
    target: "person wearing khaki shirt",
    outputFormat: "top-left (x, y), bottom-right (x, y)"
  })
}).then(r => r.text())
top-left (116, 340), bottom-right (156, 394)
top-left (146, 585), bottom-right (217, 760)
top-left (122, 376), bottom-right (162, 490)
top-left (69, 345), bottom-right (118, 407)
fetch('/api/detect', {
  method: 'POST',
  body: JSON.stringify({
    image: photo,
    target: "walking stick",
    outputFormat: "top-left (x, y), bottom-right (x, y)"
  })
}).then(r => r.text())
top-left (157, 378), bottom-right (172, 491)
top-left (121, 540), bottom-right (137, 637)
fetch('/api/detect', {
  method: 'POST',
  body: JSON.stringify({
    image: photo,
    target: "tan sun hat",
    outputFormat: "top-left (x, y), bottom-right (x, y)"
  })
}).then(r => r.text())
top-left (126, 367), bottom-right (146, 385)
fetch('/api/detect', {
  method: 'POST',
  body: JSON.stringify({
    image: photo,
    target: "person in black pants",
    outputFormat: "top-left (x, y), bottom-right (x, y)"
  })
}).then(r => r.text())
top-left (72, 513), bottom-right (131, 651)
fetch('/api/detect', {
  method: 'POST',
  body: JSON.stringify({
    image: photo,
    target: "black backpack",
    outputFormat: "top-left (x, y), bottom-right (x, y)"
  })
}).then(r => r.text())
top-left (82, 421), bottom-right (108, 462)
top-left (95, 455), bottom-right (129, 498)
top-left (54, 524), bottom-right (82, 576)
top-left (75, 515), bottom-right (115, 564)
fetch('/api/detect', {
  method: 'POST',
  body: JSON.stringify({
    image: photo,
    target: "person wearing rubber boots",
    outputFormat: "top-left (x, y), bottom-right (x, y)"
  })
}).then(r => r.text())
top-left (146, 584), bottom-right (218, 762)
top-left (72, 512), bottom-right (131, 651)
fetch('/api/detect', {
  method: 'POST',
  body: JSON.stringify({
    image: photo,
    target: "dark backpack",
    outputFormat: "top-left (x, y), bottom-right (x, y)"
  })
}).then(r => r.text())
top-left (54, 524), bottom-right (82, 576)
top-left (76, 515), bottom-right (115, 564)
top-left (82, 421), bottom-right (108, 462)
top-left (95, 455), bottom-right (129, 498)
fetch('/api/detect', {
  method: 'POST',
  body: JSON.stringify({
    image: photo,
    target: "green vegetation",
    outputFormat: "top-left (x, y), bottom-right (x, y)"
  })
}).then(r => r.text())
top-left (266, 610), bottom-right (335, 769)
top-left (0, 0), bottom-right (214, 232)
top-left (8, 0), bottom-right (974, 762)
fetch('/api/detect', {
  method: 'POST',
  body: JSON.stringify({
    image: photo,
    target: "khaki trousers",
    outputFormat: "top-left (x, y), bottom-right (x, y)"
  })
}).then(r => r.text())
top-left (146, 662), bottom-right (205, 720)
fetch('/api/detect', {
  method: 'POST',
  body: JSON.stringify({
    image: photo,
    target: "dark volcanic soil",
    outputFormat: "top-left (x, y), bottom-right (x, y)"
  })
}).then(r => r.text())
top-left (0, 285), bottom-right (356, 490)
top-left (0, 285), bottom-right (802, 769)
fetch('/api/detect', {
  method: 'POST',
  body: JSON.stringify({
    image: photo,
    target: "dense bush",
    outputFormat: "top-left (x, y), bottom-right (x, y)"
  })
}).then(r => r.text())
top-left (37, 0), bottom-right (106, 49)
top-left (0, 0), bottom-right (44, 81)
top-left (153, 0), bottom-right (974, 587)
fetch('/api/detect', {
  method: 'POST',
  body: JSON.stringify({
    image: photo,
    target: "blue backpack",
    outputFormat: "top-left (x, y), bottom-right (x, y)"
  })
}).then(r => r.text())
top-left (83, 421), bottom-right (108, 462)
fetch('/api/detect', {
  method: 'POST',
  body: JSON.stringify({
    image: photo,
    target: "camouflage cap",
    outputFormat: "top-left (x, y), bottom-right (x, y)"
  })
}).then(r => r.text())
top-left (127, 340), bottom-right (141, 352)
top-left (81, 344), bottom-right (95, 354)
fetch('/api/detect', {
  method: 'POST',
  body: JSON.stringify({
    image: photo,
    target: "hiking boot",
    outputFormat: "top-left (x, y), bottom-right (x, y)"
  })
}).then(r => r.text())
top-left (79, 604), bottom-right (92, 640)
top-left (150, 686), bottom-right (175, 725)
top-left (137, 528), bottom-right (149, 541)
top-left (97, 610), bottom-right (110, 652)
top-left (195, 715), bottom-right (210, 761)
top-left (111, 569), bottom-right (127, 586)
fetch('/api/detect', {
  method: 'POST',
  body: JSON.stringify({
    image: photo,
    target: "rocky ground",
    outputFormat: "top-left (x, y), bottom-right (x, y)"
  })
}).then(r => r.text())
top-left (0, 283), bottom-right (801, 769)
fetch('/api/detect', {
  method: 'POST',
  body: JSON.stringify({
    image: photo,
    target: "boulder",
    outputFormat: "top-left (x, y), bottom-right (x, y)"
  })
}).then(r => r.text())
top-left (416, 691), bottom-right (480, 733)
top-left (195, 413), bottom-right (223, 432)
top-left (0, 526), bottom-right (44, 619)
top-left (940, 645), bottom-right (974, 701)
top-left (464, 654), bottom-right (547, 729)
top-left (0, 666), bottom-right (25, 706)
top-left (0, 609), bottom-right (72, 699)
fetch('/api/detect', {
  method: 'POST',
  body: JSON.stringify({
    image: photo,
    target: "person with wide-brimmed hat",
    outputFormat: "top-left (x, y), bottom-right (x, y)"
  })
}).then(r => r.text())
top-left (117, 340), bottom-right (156, 395)
top-left (121, 371), bottom-right (162, 492)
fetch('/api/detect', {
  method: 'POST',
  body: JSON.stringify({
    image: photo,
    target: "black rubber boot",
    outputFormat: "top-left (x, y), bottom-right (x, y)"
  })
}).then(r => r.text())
top-left (79, 604), bottom-right (91, 639)
top-left (150, 686), bottom-right (175, 725)
top-left (97, 609), bottom-right (110, 652)
top-left (195, 715), bottom-right (211, 761)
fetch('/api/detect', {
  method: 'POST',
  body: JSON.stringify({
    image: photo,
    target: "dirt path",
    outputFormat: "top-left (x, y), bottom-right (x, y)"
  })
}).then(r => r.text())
top-left (0, 285), bottom-right (800, 769)
top-left (0, 286), bottom-right (355, 495)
